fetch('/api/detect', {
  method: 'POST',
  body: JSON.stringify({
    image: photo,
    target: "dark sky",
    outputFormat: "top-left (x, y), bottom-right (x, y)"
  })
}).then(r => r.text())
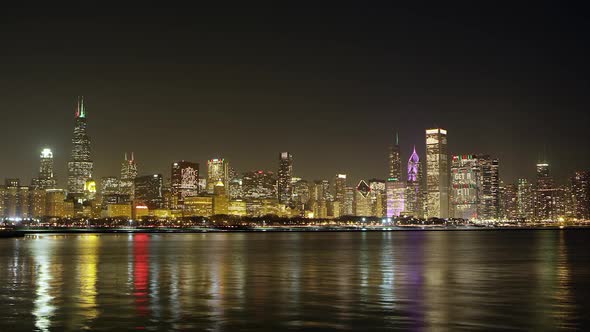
top-left (1, 4), bottom-right (589, 186)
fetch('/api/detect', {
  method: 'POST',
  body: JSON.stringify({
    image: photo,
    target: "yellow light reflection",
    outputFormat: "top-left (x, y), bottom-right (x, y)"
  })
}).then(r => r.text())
top-left (32, 236), bottom-right (56, 332)
top-left (78, 235), bottom-right (99, 320)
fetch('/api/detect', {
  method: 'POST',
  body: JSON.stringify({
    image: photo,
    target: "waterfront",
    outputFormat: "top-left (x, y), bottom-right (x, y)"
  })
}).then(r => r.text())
top-left (1, 230), bottom-right (589, 331)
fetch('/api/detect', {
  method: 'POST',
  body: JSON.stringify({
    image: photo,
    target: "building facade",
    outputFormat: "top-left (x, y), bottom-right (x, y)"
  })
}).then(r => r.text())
top-left (67, 96), bottom-right (93, 197)
top-left (425, 128), bottom-right (449, 218)
top-left (277, 152), bottom-right (293, 206)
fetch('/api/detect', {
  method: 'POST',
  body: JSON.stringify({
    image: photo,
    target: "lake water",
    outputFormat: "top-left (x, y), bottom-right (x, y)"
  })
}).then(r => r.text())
top-left (0, 230), bottom-right (589, 331)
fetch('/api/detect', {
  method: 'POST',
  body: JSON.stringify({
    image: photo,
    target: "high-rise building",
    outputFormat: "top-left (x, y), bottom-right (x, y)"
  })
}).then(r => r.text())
top-left (479, 156), bottom-right (500, 220)
top-left (333, 174), bottom-right (347, 215)
top-left (120, 152), bottom-right (138, 198)
top-left (171, 161), bottom-right (200, 209)
top-left (45, 189), bottom-right (67, 218)
top-left (500, 183), bottom-right (519, 220)
top-left (450, 155), bottom-right (479, 219)
top-left (405, 147), bottom-right (423, 217)
top-left (67, 96), bottom-right (93, 198)
top-left (386, 132), bottom-right (403, 217)
top-left (517, 179), bottom-right (534, 220)
top-left (368, 179), bottom-right (386, 217)
top-left (134, 174), bottom-right (163, 210)
top-left (535, 162), bottom-right (554, 221)
top-left (277, 152), bottom-right (293, 205)
top-left (2, 179), bottom-right (30, 219)
top-left (450, 154), bottom-right (499, 220)
top-left (207, 158), bottom-right (229, 193)
top-left (213, 181), bottom-right (229, 215)
top-left (571, 171), bottom-right (590, 220)
top-left (242, 170), bottom-right (277, 200)
top-left (33, 148), bottom-right (57, 189)
top-left (388, 132), bottom-right (402, 181)
top-left (425, 128), bottom-right (449, 218)
top-left (354, 180), bottom-right (372, 217)
top-left (292, 178), bottom-right (310, 208)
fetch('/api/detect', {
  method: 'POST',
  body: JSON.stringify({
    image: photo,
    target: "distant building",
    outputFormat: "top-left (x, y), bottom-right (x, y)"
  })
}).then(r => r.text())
top-left (242, 170), bottom-right (277, 200)
top-left (213, 181), bottom-right (229, 215)
top-left (228, 199), bottom-right (247, 216)
top-left (405, 147), bottom-right (423, 217)
top-left (571, 171), bottom-right (590, 220)
top-left (450, 154), bottom-right (500, 220)
top-left (134, 174), bottom-right (163, 210)
top-left (106, 203), bottom-right (132, 219)
top-left (500, 183), bottom-right (519, 220)
top-left (183, 196), bottom-right (213, 217)
top-left (120, 153), bottom-right (138, 198)
top-left (45, 189), bottom-right (67, 218)
top-left (171, 161), bottom-right (200, 209)
top-left (33, 148), bottom-right (57, 189)
top-left (535, 162), bottom-right (555, 221)
top-left (368, 179), bottom-right (386, 217)
top-left (67, 96), bottom-right (93, 198)
top-left (425, 128), bottom-right (449, 218)
top-left (517, 179), bottom-right (534, 220)
top-left (207, 158), bottom-right (229, 193)
top-left (354, 180), bottom-right (372, 217)
top-left (333, 174), bottom-right (347, 216)
top-left (277, 152), bottom-right (293, 205)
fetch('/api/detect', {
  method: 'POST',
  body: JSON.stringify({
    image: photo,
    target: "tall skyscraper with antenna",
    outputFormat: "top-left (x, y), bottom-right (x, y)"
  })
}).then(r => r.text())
top-left (386, 131), bottom-right (405, 217)
top-left (67, 96), bottom-right (93, 197)
top-left (120, 152), bottom-right (138, 199)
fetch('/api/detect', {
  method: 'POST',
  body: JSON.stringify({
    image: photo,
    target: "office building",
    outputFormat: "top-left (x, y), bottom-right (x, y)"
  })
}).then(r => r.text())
top-left (277, 152), bottom-right (293, 205)
top-left (67, 96), bottom-right (93, 198)
top-left (425, 128), bottom-right (449, 218)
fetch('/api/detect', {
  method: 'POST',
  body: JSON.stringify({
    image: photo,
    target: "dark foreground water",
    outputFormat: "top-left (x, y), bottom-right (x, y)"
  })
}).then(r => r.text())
top-left (1, 231), bottom-right (589, 331)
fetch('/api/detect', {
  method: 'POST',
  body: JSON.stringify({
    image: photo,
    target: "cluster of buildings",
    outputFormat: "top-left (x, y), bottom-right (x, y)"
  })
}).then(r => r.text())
top-left (1, 98), bottom-right (589, 223)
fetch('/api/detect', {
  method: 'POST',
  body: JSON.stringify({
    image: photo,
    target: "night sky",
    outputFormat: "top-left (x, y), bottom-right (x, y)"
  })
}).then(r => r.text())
top-left (1, 4), bottom-right (589, 186)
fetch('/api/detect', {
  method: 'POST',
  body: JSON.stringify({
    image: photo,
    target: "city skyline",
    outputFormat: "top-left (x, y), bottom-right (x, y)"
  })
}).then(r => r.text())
top-left (0, 97), bottom-right (584, 188)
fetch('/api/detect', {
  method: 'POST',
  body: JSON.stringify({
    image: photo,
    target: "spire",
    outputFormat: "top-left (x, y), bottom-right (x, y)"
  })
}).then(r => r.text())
top-left (75, 96), bottom-right (86, 118)
top-left (131, 152), bottom-right (134, 161)
top-left (125, 152), bottom-right (128, 161)
top-left (395, 130), bottom-right (399, 146)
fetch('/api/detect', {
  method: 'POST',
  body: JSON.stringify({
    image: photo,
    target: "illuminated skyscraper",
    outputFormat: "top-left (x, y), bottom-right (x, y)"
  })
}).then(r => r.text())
top-left (242, 170), bottom-right (277, 200)
top-left (333, 174), bottom-right (347, 216)
top-left (388, 132), bottom-right (402, 180)
top-left (386, 132), bottom-right (404, 217)
top-left (207, 158), bottom-right (229, 193)
top-left (479, 156), bottom-right (500, 220)
top-left (171, 161), bottom-right (200, 209)
top-left (354, 180), bottom-right (372, 217)
top-left (368, 179), bottom-right (386, 217)
top-left (277, 152), bottom-right (293, 205)
top-left (517, 179), bottom-right (534, 220)
top-left (500, 183), bottom-right (519, 220)
top-left (134, 174), bottom-right (163, 210)
top-left (120, 152), bottom-right (138, 198)
top-left (450, 155), bottom-right (479, 219)
top-left (571, 171), bottom-right (590, 220)
top-left (450, 154), bottom-right (500, 220)
top-left (425, 128), bottom-right (449, 218)
top-left (34, 148), bottom-right (57, 189)
top-left (405, 147), bottom-right (423, 217)
top-left (67, 96), bottom-right (93, 197)
top-left (534, 162), bottom-right (554, 221)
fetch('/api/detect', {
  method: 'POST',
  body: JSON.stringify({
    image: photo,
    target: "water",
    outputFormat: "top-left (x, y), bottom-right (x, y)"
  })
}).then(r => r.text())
top-left (0, 230), bottom-right (589, 331)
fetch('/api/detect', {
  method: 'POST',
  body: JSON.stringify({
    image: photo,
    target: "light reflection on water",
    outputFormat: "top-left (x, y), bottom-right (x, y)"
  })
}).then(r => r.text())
top-left (0, 231), bottom-right (589, 331)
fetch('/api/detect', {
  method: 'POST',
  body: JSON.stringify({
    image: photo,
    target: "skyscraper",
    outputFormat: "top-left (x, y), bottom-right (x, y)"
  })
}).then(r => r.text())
top-left (571, 171), bottom-right (590, 220)
top-left (34, 148), bottom-right (57, 189)
top-left (67, 96), bottom-right (93, 197)
top-left (405, 147), bottom-right (423, 217)
top-left (242, 170), bottom-right (277, 200)
top-left (479, 156), bottom-right (500, 220)
top-left (535, 162), bottom-right (554, 221)
top-left (333, 174), bottom-right (347, 216)
top-left (120, 152), bottom-right (138, 198)
top-left (134, 174), bottom-right (163, 210)
top-left (354, 180), bottom-right (372, 217)
top-left (207, 158), bottom-right (229, 192)
top-left (277, 152), bottom-right (293, 205)
top-left (386, 132), bottom-right (404, 217)
top-left (171, 161), bottom-right (199, 209)
top-left (388, 132), bottom-right (402, 180)
top-left (425, 128), bottom-right (449, 218)
top-left (517, 179), bottom-right (534, 220)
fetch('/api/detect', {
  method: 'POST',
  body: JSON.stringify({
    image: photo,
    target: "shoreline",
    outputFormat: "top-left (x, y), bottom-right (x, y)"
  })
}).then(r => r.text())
top-left (8, 225), bottom-right (590, 235)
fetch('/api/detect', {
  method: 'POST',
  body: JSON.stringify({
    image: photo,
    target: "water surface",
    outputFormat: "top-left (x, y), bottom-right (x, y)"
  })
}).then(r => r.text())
top-left (1, 231), bottom-right (589, 331)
